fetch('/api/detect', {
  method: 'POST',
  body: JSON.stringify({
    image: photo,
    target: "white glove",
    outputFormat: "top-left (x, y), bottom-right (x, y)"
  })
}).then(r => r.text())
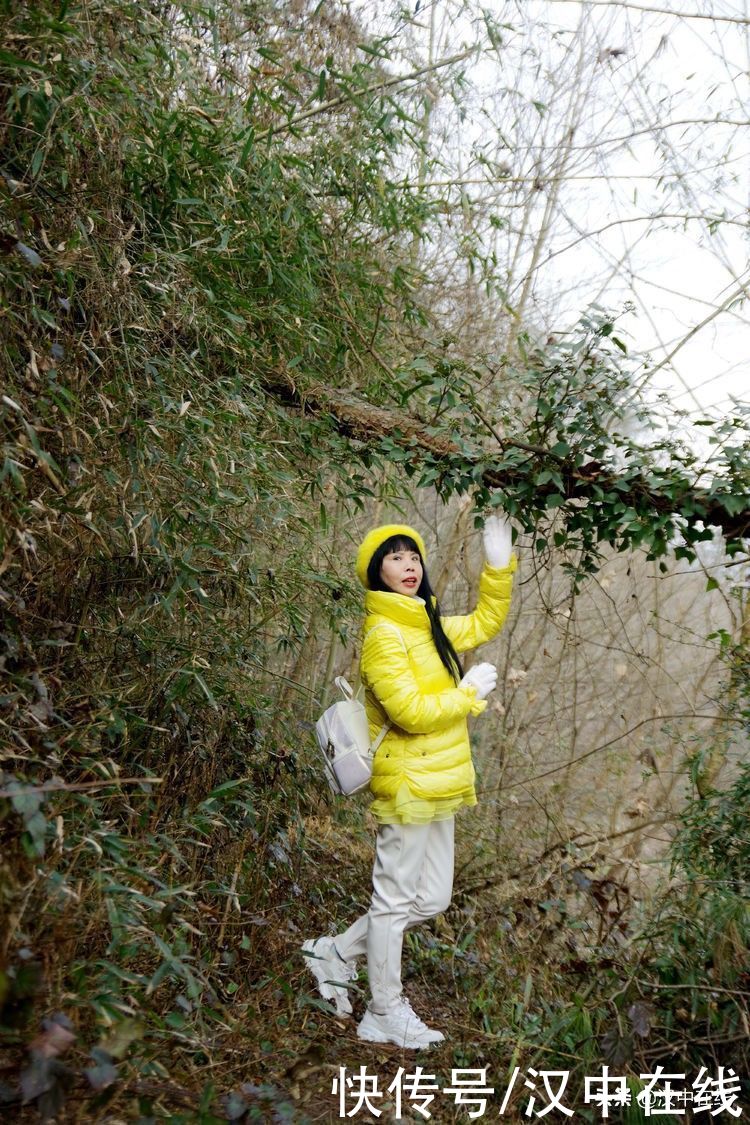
top-left (459, 662), bottom-right (498, 700)
top-left (482, 513), bottom-right (513, 569)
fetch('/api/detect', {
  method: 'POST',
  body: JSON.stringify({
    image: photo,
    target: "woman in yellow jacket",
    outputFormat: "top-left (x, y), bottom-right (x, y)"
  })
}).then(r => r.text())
top-left (302, 516), bottom-right (516, 1049)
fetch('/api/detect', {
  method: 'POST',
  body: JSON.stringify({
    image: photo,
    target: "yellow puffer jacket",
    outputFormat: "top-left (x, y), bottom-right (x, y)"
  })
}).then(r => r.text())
top-left (361, 557), bottom-right (517, 804)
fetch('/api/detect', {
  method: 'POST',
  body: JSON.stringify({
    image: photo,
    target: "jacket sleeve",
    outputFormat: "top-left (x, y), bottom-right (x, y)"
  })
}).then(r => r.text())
top-left (361, 624), bottom-right (486, 735)
top-left (441, 556), bottom-right (517, 655)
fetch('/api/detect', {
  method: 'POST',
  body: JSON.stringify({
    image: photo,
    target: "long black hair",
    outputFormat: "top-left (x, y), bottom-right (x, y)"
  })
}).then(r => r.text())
top-left (366, 534), bottom-right (463, 683)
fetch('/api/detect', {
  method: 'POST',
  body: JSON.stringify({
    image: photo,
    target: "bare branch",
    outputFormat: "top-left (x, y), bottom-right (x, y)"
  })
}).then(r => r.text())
top-left (0, 776), bottom-right (163, 798)
top-left (648, 277), bottom-right (750, 378)
top-left (255, 46), bottom-right (476, 142)
top-left (544, 0), bottom-right (750, 25)
top-left (502, 712), bottom-right (741, 792)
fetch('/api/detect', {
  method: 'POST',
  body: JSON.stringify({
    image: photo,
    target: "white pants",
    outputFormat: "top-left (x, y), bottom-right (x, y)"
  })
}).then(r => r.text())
top-left (333, 818), bottom-right (455, 1014)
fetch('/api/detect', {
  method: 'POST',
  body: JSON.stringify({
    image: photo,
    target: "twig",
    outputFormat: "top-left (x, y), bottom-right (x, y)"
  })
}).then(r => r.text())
top-left (0, 776), bottom-right (163, 798)
top-left (501, 712), bottom-right (740, 792)
top-left (255, 48), bottom-right (475, 142)
top-left (544, 0), bottom-right (750, 24)
top-left (648, 277), bottom-right (750, 378)
top-left (633, 978), bottom-right (750, 999)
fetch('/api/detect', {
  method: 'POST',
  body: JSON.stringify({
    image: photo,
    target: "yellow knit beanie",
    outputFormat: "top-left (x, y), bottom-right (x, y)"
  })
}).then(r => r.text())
top-left (355, 524), bottom-right (427, 589)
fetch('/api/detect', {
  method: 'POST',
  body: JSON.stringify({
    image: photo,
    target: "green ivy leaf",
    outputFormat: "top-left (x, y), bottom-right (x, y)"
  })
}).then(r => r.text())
top-left (545, 493), bottom-right (565, 508)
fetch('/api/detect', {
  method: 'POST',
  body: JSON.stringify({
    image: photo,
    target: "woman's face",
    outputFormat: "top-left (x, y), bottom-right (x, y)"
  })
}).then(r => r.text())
top-left (379, 548), bottom-right (423, 597)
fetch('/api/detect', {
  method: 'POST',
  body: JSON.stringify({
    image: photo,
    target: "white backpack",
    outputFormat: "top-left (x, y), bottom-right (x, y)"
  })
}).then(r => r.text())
top-left (315, 624), bottom-right (404, 796)
top-left (315, 676), bottom-right (390, 795)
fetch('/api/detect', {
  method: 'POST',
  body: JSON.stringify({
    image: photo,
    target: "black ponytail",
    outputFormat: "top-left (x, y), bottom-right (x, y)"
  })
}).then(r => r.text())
top-left (366, 534), bottom-right (464, 683)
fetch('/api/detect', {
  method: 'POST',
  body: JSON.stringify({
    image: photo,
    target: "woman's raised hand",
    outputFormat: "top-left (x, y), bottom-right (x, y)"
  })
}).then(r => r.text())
top-left (459, 662), bottom-right (498, 700)
top-left (482, 513), bottom-right (513, 569)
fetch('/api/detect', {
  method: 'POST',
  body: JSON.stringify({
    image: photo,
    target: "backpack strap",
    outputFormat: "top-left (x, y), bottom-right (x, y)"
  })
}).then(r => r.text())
top-left (359, 622), bottom-right (408, 748)
top-left (362, 621), bottom-right (408, 653)
top-left (334, 675), bottom-right (355, 700)
top-left (371, 723), bottom-right (391, 753)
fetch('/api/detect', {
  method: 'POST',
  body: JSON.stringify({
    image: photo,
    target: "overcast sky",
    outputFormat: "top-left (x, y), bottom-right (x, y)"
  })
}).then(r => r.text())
top-left (534, 0), bottom-right (749, 420)
top-left (358, 0), bottom-right (750, 426)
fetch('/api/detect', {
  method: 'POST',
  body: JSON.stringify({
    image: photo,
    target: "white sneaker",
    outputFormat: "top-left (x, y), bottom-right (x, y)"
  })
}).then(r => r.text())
top-left (300, 937), bottom-right (357, 1017)
top-left (357, 997), bottom-right (444, 1049)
